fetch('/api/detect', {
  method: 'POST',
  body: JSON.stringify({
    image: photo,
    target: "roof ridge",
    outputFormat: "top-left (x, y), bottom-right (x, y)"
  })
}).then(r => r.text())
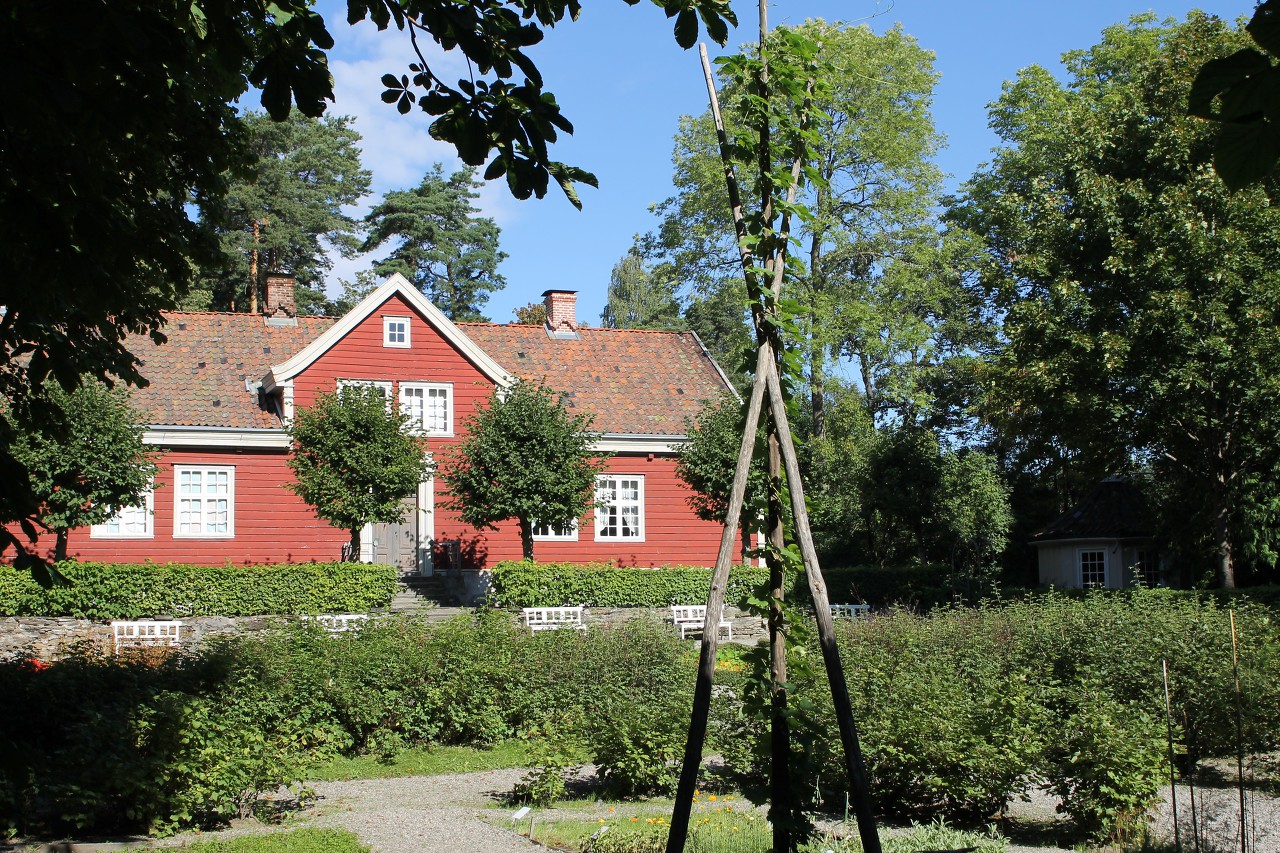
top-left (164, 310), bottom-right (337, 320)
top-left (458, 322), bottom-right (691, 337)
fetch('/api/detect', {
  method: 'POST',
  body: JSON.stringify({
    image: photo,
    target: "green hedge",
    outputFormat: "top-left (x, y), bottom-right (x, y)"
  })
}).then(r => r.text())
top-left (487, 560), bottom-right (770, 608)
top-left (0, 561), bottom-right (399, 619)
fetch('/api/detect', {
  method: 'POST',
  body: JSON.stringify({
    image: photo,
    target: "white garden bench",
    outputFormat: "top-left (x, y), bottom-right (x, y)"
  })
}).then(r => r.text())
top-left (830, 603), bottom-right (871, 620)
top-left (523, 606), bottom-right (587, 633)
top-left (111, 620), bottom-right (183, 654)
top-left (302, 613), bottom-right (369, 633)
top-left (670, 605), bottom-right (733, 641)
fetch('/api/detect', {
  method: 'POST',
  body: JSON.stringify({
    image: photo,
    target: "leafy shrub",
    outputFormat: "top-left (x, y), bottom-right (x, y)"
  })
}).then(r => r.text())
top-left (1043, 687), bottom-right (1166, 842)
top-left (0, 640), bottom-right (347, 837)
top-left (804, 564), bottom-right (962, 611)
top-left (487, 560), bottom-right (769, 608)
top-left (0, 561), bottom-right (398, 618)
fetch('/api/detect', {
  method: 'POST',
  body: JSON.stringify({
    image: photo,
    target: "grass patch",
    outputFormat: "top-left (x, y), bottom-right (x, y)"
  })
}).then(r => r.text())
top-left (179, 828), bottom-right (369, 852)
top-left (306, 740), bottom-right (535, 782)
top-left (500, 799), bottom-right (1006, 853)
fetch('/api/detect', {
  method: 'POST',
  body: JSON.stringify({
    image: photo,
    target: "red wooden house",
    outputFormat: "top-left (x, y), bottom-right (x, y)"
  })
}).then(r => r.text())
top-left (46, 274), bottom-right (743, 592)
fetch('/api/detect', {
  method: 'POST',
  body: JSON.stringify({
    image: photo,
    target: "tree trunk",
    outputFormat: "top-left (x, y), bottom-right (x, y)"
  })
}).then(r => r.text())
top-left (250, 220), bottom-right (260, 315)
top-left (808, 203), bottom-right (826, 441)
top-left (54, 529), bottom-right (68, 563)
top-left (349, 526), bottom-right (361, 562)
top-left (766, 419), bottom-right (794, 851)
top-left (1214, 482), bottom-right (1236, 589)
top-left (519, 517), bottom-right (535, 562)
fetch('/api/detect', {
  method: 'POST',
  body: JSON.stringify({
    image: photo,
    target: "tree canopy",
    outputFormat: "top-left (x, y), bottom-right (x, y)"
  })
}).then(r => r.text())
top-left (9, 381), bottom-right (157, 563)
top-left (600, 250), bottom-right (682, 329)
top-left (950, 12), bottom-right (1280, 588)
top-left (286, 384), bottom-right (433, 557)
top-left (642, 21), bottom-right (987, 434)
top-left (439, 381), bottom-right (606, 560)
top-left (194, 111), bottom-right (371, 315)
top-left (363, 166), bottom-right (506, 322)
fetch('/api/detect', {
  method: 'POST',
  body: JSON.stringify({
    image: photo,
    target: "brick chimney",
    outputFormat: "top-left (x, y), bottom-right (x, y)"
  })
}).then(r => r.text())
top-left (542, 289), bottom-right (579, 333)
top-left (264, 272), bottom-right (297, 318)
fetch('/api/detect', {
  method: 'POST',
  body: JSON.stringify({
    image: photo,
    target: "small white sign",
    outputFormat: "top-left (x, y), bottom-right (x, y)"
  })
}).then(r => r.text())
top-left (512, 806), bottom-right (531, 821)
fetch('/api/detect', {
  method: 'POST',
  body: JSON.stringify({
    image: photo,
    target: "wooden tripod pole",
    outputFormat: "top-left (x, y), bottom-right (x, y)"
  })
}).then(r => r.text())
top-left (667, 342), bottom-right (770, 853)
top-left (764, 360), bottom-right (881, 853)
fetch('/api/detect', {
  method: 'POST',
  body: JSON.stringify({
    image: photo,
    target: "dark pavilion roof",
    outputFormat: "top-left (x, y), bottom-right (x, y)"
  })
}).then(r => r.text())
top-left (1031, 478), bottom-right (1154, 543)
top-left (124, 312), bottom-right (733, 436)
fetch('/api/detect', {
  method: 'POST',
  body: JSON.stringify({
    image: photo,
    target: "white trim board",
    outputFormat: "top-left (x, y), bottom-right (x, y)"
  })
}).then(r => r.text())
top-left (144, 427), bottom-right (291, 449)
top-left (264, 274), bottom-right (515, 388)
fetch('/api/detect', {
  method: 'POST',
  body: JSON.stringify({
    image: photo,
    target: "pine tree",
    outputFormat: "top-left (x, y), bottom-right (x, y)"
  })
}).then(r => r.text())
top-left (363, 166), bottom-right (507, 322)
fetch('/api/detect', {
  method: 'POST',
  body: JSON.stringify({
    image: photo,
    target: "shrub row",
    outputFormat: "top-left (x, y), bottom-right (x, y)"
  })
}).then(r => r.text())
top-left (0, 561), bottom-right (399, 619)
top-left (0, 614), bottom-right (693, 837)
top-left (5, 591), bottom-right (1277, 841)
top-left (787, 589), bottom-right (1280, 841)
top-left (487, 560), bottom-right (770, 608)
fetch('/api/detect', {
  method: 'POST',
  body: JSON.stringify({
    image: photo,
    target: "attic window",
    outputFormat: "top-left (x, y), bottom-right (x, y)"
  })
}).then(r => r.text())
top-left (384, 316), bottom-right (410, 348)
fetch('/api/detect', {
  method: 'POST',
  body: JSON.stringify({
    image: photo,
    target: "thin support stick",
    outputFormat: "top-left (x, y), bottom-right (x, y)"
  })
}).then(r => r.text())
top-left (1230, 610), bottom-right (1246, 853)
top-left (667, 344), bottom-right (769, 853)
top-left (765, 363), bottom-right (880, 853)
top-left (1163, 659), bottom-right (1181, 851)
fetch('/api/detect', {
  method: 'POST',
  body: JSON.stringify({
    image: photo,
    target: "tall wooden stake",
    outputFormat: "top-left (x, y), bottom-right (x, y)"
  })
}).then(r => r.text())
top-left (1163, 659), bottom-right (1181, 851)
top-left (1229, 610), bottom-right (1246, 853)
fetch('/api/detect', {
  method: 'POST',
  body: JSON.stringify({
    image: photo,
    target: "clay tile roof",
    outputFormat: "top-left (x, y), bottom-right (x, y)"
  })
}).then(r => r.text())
top-left (460, 323), bottom-right (734, 435)
top-left (127, 312), bottom-right (336, 428)
top-left (1031, 478), bottom-right (1154, 543)
top-left (124, 312), bottom-right (733, 436)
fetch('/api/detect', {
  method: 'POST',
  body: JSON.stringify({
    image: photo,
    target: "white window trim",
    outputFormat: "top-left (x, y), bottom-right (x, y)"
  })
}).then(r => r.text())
top-left (533, 518), bottom-right (579, 542)
top-left (90, 488), bottom-right (155, 539)
top-left (337, 378), bottom-right (394, 397)
top-left (399, 381), bottom-right (454, 437)
top-left (173, 465), bottom-right (235, 539)
top-left (1077, 548), bottom-right (1107, 589)
top-left (383, 315), bottom-right (411, 348)
top-left (595, 474), bottom-right (646, 542)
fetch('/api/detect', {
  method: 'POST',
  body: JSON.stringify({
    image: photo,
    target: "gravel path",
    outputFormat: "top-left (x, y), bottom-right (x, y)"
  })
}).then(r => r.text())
top-left (146, 764), bottom-right (1280, 852)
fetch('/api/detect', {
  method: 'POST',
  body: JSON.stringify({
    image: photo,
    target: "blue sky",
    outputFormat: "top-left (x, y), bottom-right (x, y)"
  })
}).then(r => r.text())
top-left (315, 0), bottom-right (1246, 325)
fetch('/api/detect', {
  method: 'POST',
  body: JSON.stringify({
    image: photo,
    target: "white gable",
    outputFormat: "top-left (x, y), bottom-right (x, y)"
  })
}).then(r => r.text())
top-left (264, 274), bottom-right (515, 387)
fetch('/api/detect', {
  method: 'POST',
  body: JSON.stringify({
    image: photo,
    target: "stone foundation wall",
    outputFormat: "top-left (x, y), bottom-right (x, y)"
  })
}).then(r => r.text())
top-left (0, 607), bottom-right (767, 661)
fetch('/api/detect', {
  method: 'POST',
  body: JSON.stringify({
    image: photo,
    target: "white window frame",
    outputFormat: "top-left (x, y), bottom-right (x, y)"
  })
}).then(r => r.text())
top-left (399, 382), bottom-right (454, 436)
top-left (595, 474), bottom-right (645, 542)
top-left (174, 465), bottom-right (235, 539)
top-left (383, 316), bottom-right (411, 348)
top-left (1078, 548), bottom-right (1107, 589)
top-left (533, 517), bottom-right (579, 541)
top-left (337, 378), bottom-right (394, 399)
top-left (90, 487), bottom-right (155, 539)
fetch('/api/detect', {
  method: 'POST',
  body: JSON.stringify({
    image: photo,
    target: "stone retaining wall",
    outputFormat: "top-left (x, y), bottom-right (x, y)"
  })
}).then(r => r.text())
top-left (0, 607), bottom-right (767, 661)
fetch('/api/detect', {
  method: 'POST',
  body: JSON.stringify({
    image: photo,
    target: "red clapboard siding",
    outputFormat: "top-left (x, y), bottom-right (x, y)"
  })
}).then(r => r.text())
top-left (42, 448), bottom-right (347, 565)
top-left (433, 454), bottom-right (748, 568)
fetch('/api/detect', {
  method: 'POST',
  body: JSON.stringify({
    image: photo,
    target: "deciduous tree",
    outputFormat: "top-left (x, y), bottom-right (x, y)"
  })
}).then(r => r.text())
top-left (363, 166), bottom-right (506, 322)
top-left (10, 381), bottom-right (157, 563)
top-left (950, 13), bottom-right (1280, 588)
top-left (439, 381), bottom-right (606, 560)
top-left (600, 251), bottom-right (682, 329)
top-left (286, 385), bottom-right (433, 558)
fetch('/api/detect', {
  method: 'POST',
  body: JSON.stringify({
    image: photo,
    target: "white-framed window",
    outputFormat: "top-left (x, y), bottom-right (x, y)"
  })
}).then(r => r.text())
top-left (533, 518), bottom-right (579, 541)
top-left (399, 382), bottom-right (453, 435)
top-left (1079, 549), bottom-right (1106, 589)
top-left (595, 475), bottom-right (645, 541)
top-left (91, 488), bottom-right (154, 538)
top-left (337, 379), bottom-right (393, 403)
top-left (174, 465), bottom-right (234, 538)
top-left (383, 316), bottom-right (410, 348)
